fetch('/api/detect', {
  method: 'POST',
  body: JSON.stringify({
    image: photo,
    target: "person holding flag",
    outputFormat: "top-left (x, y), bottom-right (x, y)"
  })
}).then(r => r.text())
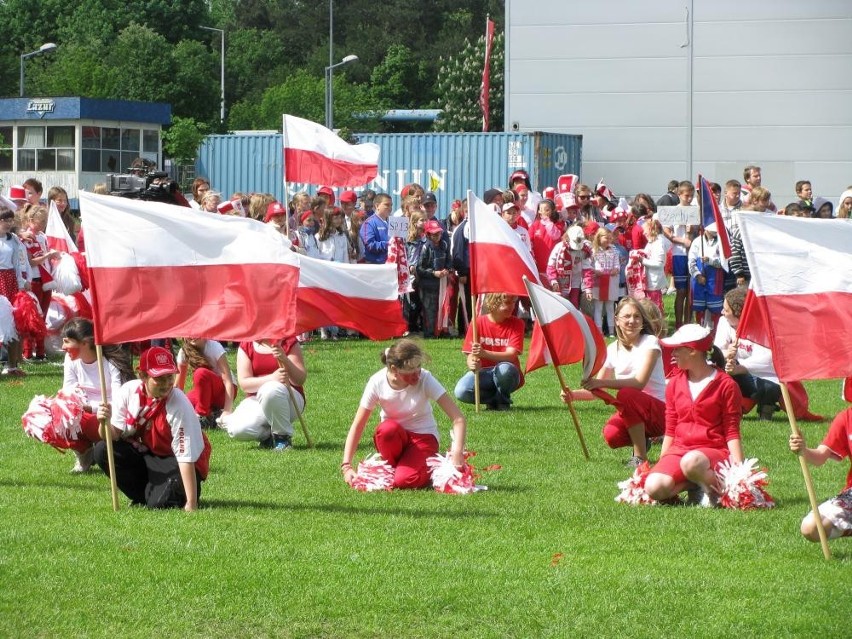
top-left (789, 383), bottom-right (852, 541)
top-left (95, 347), bottom-right (211, 511)
top-left (687, 223), bottom-right (725, 331)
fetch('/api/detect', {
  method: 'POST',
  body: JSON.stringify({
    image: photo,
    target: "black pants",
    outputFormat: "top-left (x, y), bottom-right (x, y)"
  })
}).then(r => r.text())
top-left (94, 440), bottom-right (202, 509)
top-left (732, 373), bottom-right (781, 408)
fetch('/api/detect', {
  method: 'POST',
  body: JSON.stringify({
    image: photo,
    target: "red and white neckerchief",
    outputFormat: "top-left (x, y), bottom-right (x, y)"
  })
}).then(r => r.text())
top-left (385, 236), bottom-right (412, 295)
top-left (626, 250), bottom-right (648, 299)
top-left (125, 384), bottom-right (169, 436)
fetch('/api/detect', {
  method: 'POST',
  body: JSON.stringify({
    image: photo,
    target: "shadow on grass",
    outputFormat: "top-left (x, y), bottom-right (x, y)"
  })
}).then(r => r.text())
top-left (203, 499), bottom-right (501, 519)
top-left (0, 478), bottom-right (104, 492)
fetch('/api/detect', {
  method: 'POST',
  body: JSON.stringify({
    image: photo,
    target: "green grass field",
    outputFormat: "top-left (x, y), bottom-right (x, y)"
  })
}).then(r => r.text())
top-left (0, 334), bottom-right (849, 638)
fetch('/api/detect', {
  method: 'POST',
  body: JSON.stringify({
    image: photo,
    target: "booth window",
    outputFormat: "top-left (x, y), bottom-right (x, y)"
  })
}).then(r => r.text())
top-left (81, 126), bottom-right (159, 173)
top-left (17, 125), bottom-right (75, 171)
top-left (0, 126), bottom-right (11, 171)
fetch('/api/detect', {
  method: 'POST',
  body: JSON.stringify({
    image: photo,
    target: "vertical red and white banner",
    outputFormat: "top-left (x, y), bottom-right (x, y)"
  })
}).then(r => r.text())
top-left (479, 16), bottom-right (495, 133)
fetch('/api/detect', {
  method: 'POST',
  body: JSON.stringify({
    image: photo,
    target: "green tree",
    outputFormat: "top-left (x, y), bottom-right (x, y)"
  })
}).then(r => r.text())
top-left (433, 30), bottom-right (504, 132)
top-left (103, 23), bottom-right (175, 102)
top-left (162, 116), bottom-right (208, 164)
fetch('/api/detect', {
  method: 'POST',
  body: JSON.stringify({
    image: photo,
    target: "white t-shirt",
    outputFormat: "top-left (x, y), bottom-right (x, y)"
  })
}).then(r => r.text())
top-left (359, 368), bottom-right (447, 437)
top-left (112, 380), bottom-right (205, 463)
top-left (63, 355), bottom-right (123, 409)
top-left (713, 315), bottom-right (778, 382)
top-left (603, 334), bottom-right (666, 402)
top-left (177, 340), bottom-right (232, 381)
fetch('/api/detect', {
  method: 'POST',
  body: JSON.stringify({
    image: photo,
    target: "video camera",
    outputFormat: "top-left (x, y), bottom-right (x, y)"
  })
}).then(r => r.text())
top-left (107, 170), bottom-right (183, 205)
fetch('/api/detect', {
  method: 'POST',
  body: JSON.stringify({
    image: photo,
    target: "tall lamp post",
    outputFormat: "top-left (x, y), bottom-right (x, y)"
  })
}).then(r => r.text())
top-left (20, 43), bottom-right (57, 97)
top-left (324, 55), bottom-right (358, 130)
top-left (200, 26), bottom-right (225, 124)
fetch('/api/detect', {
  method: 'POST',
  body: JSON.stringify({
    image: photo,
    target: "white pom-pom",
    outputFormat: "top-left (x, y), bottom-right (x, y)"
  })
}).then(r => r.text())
top-left (426, 451), bottom-right (486, 494)
top-left (51, 253), bottom-right (82, 295)
top-left (350, 453), bottom-right (394, 492)
top-left (21, 386), bottom-right (88, 447)
top-left (615, 460), bottom-right (657, 505)
top-left (716, 458), bottom-right (775, 510)
top-left (0, 296), bottom-right (17, 342)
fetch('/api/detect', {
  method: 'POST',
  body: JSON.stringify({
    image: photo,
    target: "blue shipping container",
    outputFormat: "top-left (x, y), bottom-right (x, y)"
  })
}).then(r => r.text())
top-left (196, 131), bottom-right (582, 217)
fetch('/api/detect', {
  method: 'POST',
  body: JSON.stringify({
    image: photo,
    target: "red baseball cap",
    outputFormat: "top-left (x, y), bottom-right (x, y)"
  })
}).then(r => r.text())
top-left (264, 201), bottom-right (287, 222)
top-left (424, 219), bottom-right (443, 234)
top-left (339, 190), bottom-right (357, 204)
top-left (317, 186), bottom-right (336, 205)
top-left (138, 347), bottom-right (179, 377)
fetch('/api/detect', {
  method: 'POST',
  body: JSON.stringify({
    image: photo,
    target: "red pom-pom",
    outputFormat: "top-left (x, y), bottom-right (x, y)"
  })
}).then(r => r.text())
top-left (350, 454), bottom-right (394, 492)
top-left (615, 460), bottom-right (657, 505)
top-left (12, 291), bottom-right (46, 337)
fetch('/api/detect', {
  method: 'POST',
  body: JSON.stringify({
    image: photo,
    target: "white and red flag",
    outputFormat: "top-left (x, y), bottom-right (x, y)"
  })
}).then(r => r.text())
top-left (45, 201), bottom-right (79, 254)
top-left (468, 190), bottom-right (539, 297)
top-left (283, 114), bottom-right (380, 187)
top-left (524, 278), bottom-right (606, 378)
top-left (295, 255), bottom-right (406, 341)
top-left (80, 191), bottom-right (299, 344)
top-left (736, 214), bottom-right (852, 382)
top-left (479, 17), bottom-right (495, 132)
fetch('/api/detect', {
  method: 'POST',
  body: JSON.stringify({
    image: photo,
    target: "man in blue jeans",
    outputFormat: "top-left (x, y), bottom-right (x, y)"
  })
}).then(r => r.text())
top-left (454, 293), bottom-right (524, 411)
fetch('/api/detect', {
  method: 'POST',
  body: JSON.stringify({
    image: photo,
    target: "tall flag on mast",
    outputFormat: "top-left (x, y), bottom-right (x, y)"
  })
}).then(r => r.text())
top-left (479, 16), bottom-right (495, 132)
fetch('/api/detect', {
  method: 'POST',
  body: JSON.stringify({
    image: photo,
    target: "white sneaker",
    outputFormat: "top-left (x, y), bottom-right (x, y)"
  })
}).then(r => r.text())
top-left (71, 447), bottom-right (94, 474)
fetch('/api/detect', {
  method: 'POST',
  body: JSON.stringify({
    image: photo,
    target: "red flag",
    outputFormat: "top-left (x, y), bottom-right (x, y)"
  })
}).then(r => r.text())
top-left (283, 114), bottom-right (380, 187)
top-left (295, 256), bottom-right (406, 341)
top-left (698, 175), bottom-right (731, 270)
top-left (524, 278), bottom-right (606, 379)
top-left (80, 192), bottom-right (299, 344)
top-left (468, 190), bottom-right (539, 296)
top-left (737, 214), bottom-right (852, 381)
top-left (479, 17), bottom-right (495, 132)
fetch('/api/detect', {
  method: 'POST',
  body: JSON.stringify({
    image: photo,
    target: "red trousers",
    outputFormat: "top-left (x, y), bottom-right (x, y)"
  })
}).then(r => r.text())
top-left (23, 278), bottom-right (51, 358)
top-left (602, 388), bottom-right (666, 449)
top-left (185, 368), bottom-right (227, 416)
top-left (373, 420), bottom-right (439, 489)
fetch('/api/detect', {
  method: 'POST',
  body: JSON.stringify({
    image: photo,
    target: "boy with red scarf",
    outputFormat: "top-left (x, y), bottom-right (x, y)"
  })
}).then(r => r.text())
top-left (95, 347), bottom-right (211, 511)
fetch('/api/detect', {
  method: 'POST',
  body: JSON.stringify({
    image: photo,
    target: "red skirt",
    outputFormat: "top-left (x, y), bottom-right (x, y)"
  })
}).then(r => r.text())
top-left (0, 268), bottom-right (19, 303)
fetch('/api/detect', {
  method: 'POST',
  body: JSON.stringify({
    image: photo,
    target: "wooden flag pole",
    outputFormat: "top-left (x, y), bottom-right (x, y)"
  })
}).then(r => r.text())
top-left (523, 276), bottom-right (589, 459)
top-left (95, 345), bottom-right (120, 511)
top-left (470, 287), bottom-right (480, 412)
top-left (274, 344), bottom-right (314, 448)
top-left (781, 382), bottom-right (832, 560)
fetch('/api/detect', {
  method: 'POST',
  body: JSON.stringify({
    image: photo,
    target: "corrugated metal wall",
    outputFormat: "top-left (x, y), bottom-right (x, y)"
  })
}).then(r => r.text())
top-left (196, 131), bottom-right (582, 216)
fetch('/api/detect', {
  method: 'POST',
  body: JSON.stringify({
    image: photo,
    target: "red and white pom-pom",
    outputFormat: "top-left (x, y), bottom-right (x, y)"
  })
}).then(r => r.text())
top-left (427, 451), bottom-right (487, 494)
top-left (21, 386), bottom-right (88, 447)
top-left (50, 252), bottom-right (83, 295)
top-left (716, 458), bottom-right (775, 510)
top-left (615, 460), bottom-right (657, 505)
top-left (12, 290), bottom-right (46, 337)
top-left (0, 295), bottom-right (17, 342)
top-left (350, 453), bottom-right (395, 492)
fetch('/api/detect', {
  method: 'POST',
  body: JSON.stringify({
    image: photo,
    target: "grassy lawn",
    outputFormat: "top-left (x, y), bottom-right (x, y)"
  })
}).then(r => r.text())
top-left (0, 331), bottom-right (849, 638)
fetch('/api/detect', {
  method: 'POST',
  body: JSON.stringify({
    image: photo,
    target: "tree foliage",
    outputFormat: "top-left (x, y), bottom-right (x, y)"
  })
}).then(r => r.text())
top-left (0, 0), bottom-right (505, 136)
top-left (162, 116), bottom-right (209, 165)
top-left (433, 31), bottom-right (504, 132)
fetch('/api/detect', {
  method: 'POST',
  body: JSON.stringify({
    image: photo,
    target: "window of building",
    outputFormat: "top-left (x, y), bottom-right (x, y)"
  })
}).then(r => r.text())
top-left (79, 125), bottom-right (159, 173)
top-left (16, 125), bottom-right (76, 171)
top-left (0, 126), bottom-right (11, 171)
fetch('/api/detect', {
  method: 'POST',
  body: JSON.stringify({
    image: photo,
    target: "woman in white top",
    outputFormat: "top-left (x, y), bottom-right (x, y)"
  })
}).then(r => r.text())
top-left (640, 214), bottom-right (672, 314)
top-left (176, 337), bottom-right (236, 429)
top-left (341, 339), bottom-right (467, 489)
top-left (23, 318), bottom-right (133, 472)
top-left (563, 298), bottom-right (667, 467)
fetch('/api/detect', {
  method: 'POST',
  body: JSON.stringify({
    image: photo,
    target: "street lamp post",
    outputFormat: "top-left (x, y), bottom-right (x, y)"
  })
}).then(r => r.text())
top-left (200, 26), bottom-right (225, 124)
top-left (20, 43), bottom-right (57, 97)
top-left (324, 55), bottom-right (358, 130)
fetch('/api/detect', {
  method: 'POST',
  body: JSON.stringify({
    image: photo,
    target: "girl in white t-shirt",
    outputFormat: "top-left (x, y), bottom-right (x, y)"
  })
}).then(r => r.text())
top-left (341, 339), bottom-right (467, 489)
top-left (176, 337), bottom-right (236, 428)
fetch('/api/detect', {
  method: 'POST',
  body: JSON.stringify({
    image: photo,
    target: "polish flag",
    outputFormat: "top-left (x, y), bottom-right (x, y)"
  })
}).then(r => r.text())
top-left (80, 192), bottom-right (299, 344)
top-left (736, 214), bottom-right (852, 381)
top-left (468, 190), bottom-right (540, 296)
top-left (295, 256), bottom-right (406, 341)
top-left (45, 200), bottom-right (78, 254)
top-left (698, 174), bottom-right (731, 270)
top-left (283, 114), bottom-right (380, 187)
top-left (524, 277), bottom-right (606, 379)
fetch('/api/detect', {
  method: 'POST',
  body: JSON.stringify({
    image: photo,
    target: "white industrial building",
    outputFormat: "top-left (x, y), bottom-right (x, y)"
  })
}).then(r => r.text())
top-left (505, 0), bottom-right (852, 206)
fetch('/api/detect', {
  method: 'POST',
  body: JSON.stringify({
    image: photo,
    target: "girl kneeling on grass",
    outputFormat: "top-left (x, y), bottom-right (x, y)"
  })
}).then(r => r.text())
top-left (644, 325), bottom-right (743, 507)
top-left (341, 339), bottom-right (467, 489)
top-left (789, 382), bottom-right (852, 541)
top-left (21, 318), bottom-right (134, 473)
top-left (176, 337), bottom-right (236, 429)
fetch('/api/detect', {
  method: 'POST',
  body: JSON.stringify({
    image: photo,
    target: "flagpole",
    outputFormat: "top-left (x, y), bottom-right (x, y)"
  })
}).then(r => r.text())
top-left (781, 382), bottom-right (832, 560)
top-left (274, 344), bottom-right (314, 448)
top-left (523, 276), bottom-right (589, 459)
top-left (466, 191), bottom-right (481, 412)
top-left (282, 116), bottom-right (291, 237)
top-left (95, 345), bottom-right (120, 511)
top-left (471, 286), bottom-right (481, 412)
